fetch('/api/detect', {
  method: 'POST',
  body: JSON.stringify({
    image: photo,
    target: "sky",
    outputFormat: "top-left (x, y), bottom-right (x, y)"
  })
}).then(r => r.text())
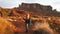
top-left (0, 0), bottom-right (60, 11)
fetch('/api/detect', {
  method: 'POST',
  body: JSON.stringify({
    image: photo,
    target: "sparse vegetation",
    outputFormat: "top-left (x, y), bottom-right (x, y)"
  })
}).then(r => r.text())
top-left (0, 17), bottom-right (14, 34)
top-left (0, 7), bottom-right (11, 17)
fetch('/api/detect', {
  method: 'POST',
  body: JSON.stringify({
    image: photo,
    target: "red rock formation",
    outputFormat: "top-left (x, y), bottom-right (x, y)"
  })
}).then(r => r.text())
top-left (0, 3), bottom-right (60, 34)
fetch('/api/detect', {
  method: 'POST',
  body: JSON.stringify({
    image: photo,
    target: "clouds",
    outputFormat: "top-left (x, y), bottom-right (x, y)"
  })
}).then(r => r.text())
top-left (0, 0), bottom-right (18, 8)
top-left (0, 0), bottom-right (60, 11)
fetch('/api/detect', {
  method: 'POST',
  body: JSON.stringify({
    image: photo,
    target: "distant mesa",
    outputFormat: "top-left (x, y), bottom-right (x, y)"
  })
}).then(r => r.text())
top-left (0, 3), bottom-right (60, 17)
top-left (17, 3), bottom-right (60, 16)
top-left (19, 3), bottom-right (52, 11)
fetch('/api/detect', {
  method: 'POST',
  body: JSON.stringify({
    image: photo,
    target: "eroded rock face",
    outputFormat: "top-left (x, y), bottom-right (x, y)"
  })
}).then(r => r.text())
top-left (17, 3), bottom-right (60, 16)
top-left (20, 3), bottom-right (52, 11)
top-left (0, 3), bottom-right (60, 17)
top-left (0, 3), bottom-right (60, 34)
top-left (18, 3), bottom-right (52, 15)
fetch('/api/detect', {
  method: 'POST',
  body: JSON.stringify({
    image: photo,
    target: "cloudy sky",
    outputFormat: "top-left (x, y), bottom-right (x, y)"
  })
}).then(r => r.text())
top-left (0, 0), bottom-right (60, 11)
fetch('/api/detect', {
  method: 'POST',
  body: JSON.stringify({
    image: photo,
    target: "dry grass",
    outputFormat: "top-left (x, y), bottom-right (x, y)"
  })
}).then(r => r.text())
top-left (0, 17), bottom-right (14, 34)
